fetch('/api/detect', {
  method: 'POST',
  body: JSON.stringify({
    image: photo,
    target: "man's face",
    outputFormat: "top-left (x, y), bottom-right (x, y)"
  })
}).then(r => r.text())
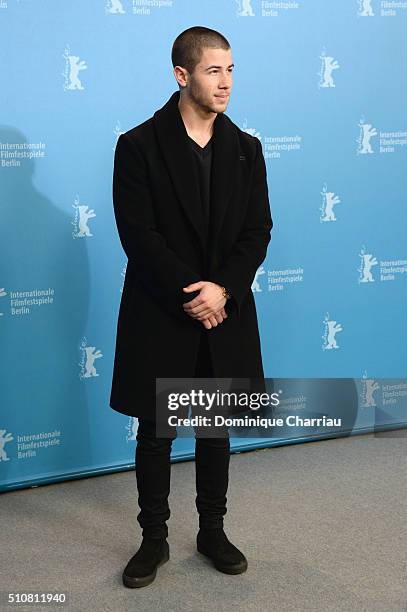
top-left (178, 47), bottom-right (233, 114)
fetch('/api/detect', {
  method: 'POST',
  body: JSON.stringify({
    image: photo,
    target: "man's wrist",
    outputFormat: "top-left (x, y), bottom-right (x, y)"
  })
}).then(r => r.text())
top-left (220, 285), bottom-right (232, 300)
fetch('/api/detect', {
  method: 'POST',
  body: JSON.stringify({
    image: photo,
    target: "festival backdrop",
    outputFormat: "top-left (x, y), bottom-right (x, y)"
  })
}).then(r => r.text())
top-left (1, 0), bottom-right (406, 492)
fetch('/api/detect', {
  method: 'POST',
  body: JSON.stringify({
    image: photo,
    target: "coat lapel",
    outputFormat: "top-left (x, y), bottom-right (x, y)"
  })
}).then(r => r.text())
top-left (153, 90), bottom-right (239, 262)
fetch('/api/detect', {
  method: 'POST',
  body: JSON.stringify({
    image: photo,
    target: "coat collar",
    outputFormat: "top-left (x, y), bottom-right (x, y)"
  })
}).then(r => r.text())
top-left (153, 90), bottom-right (239, 262)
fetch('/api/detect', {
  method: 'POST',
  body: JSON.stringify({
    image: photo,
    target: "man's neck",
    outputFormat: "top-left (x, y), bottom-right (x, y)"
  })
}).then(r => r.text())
top-left (177, 92), bottom-right (217, 145)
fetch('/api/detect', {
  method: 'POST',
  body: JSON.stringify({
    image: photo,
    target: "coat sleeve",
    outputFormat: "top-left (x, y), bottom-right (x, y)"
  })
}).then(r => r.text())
top-left (210, 137), bottom-right (273, 320)
top-left (112, 132), bottom-right (202, 321)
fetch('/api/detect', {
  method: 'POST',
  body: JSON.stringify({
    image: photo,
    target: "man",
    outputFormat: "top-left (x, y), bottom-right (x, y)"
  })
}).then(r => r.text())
top-left (110, 26), bottom-right (273, 588)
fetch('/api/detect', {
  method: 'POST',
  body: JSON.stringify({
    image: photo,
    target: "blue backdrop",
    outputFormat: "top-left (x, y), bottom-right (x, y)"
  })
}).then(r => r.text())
top-left (1, 0), bottom-right (406, 492)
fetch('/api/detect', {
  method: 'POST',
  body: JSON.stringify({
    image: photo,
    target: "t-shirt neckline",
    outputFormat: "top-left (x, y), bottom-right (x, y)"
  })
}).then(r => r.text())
top-left (188, 135), bottom-right (213, 152)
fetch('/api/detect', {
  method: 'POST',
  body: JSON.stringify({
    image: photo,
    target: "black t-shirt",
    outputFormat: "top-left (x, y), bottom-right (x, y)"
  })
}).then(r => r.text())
top-left (188, 135), bottom-right (213, 242)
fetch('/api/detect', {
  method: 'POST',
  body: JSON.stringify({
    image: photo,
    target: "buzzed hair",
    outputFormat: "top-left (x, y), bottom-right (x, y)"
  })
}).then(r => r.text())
top-left (171, 26), bottom-right (231, 80)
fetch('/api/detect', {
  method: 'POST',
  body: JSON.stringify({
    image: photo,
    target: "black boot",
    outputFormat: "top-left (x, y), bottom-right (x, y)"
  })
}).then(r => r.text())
top-left (197, 528), bottom-right (248, 575)
top-left (122, 537), bottom-right (169, 588)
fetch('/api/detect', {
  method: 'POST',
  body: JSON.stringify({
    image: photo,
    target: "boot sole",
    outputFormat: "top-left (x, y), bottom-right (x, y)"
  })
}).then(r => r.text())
top-left (122, 547), bottom-right (170, 588)
top-left (197, 543), bottom-right (248, 575)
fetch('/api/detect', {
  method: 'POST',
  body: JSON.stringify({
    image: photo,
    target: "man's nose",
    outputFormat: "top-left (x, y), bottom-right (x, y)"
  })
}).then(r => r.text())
top-left (221, 78), bottom-right (232, 86)
top-left (219, 71), bottom-right (232, 88)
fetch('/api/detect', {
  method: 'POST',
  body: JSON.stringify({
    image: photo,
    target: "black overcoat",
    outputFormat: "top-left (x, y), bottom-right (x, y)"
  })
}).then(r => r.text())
top-left (109, 90), bottom-right (273, 420)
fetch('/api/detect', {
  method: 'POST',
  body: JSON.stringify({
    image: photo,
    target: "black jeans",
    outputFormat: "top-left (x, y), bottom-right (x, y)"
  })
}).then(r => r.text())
top-left (135, 332), bottom-right (230, 539)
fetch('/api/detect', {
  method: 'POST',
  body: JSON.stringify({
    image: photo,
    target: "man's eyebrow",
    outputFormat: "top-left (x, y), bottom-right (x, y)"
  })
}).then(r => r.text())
top-left (204, 63), bottom-right (235, 71)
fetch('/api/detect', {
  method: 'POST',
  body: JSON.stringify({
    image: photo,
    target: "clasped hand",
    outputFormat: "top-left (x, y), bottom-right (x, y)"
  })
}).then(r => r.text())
top-left (182, 281), bottom-right (228, 330)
